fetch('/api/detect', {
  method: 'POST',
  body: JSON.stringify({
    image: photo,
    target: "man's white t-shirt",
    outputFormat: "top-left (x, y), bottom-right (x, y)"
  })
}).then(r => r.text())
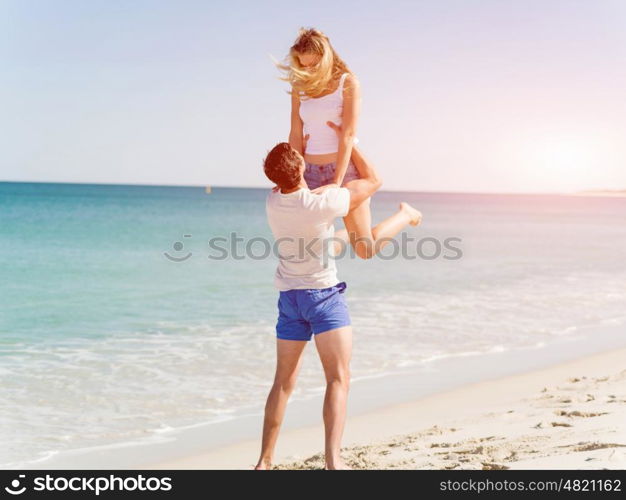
top-left (266, 186), bottom-right (351, 291)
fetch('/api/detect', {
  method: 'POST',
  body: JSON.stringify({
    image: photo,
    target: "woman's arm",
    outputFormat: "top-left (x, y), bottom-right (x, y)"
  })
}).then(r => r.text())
top-left (288, 89), bottom-right (304, 154)
top-left (332, 73), bottom-right (361, 185)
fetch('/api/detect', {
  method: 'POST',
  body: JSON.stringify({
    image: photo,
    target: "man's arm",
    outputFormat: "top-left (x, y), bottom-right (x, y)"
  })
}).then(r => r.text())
top-left (326, 121), bottom-right (382, 211)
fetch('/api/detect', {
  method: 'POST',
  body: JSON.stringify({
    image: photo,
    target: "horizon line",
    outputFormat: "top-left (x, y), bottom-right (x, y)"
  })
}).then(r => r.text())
top-left (1, 179), bottom-right (624, 197)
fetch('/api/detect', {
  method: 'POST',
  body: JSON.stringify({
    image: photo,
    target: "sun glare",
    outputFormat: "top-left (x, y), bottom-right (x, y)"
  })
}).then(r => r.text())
top-left (537, 139), bottom-right (594, 175)
top-left (520, 136), bottom-right (611, 192)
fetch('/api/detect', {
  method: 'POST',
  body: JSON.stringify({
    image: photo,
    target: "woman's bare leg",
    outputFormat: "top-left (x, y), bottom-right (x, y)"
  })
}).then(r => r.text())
top-left (333, 228), bottom-right (350, 255)
top-left (341, 198), bottom-right (422, 259)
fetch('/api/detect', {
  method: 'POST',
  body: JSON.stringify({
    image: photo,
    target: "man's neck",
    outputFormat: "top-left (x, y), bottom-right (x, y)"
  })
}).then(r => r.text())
top-left (280, 180), bottom-right (308, 194)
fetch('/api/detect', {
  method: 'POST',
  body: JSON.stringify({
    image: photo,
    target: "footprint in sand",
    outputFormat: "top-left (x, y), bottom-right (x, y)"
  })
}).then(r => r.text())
top-left (571, 442), bottom-right (626, 452)
top-left (606, 395), bottom-right (626, 403)
top-left (482, 462), bottom-right (509, 470)
top-left (551, 421), bottom-right (573, 427)
top-left (478, 436), bottom-right (498, 442)
top-left (554, 410), bottom-right (609, 418)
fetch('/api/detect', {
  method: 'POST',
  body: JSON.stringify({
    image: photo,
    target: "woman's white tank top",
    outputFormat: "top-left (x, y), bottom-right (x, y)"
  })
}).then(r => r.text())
top-left (298, 72), bottom-right (359, 155)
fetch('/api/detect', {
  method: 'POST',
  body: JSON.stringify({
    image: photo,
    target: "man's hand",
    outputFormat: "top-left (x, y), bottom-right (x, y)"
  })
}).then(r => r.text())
top-left (310, 122), bottom-right (342, 194)
top-left (306, 130), bottom-right (339, 193)
top-left (326, 120), bottom-right (342, 137)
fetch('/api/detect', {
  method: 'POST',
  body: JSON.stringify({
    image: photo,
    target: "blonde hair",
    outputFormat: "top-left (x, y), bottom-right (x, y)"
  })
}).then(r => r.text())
top-left (276, 27), bottom-right (352, 100)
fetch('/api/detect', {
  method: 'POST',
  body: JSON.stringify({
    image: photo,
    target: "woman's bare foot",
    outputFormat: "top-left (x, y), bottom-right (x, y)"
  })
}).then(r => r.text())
top-left (400, 202), bottom-right (422, 226)
top-left (254, 458), bottom-right (272, 470)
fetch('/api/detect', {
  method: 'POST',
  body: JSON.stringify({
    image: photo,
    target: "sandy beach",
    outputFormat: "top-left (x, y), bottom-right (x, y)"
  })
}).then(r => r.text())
top-left (141, 346), bottom-right (626, 470)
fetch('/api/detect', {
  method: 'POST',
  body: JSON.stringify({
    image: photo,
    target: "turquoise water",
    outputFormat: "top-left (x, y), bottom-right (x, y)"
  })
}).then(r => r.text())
top-left (1, 182), bottom-right (625, 467)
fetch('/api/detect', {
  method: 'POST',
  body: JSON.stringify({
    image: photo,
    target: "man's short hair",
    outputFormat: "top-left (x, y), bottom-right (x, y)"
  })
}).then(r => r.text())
top-left (263, 142), bottom-right (303, 190)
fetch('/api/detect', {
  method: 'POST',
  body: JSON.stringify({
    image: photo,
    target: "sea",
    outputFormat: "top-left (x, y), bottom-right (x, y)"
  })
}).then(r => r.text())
top-left (1, 181), bottom-right (625, 467)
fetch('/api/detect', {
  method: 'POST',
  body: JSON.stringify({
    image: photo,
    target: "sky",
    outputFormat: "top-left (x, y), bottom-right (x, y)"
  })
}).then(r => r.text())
top-left (2, 0), bottom-right (626, 193)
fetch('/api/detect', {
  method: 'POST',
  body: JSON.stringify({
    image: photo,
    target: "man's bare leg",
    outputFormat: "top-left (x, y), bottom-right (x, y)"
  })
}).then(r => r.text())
top-left (255, 338), bottom-right (307, 469)
top-left (314, 326), bottom-right (353, 470)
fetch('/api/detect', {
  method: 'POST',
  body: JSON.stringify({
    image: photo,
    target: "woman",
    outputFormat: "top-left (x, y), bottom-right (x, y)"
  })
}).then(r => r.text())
top-left (278, 27), bottom-right (422, 259)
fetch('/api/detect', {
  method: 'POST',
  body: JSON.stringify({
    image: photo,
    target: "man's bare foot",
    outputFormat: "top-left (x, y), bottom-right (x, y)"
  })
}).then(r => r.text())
top-left (325, 460), bottom-right (352, 470)
top-left (400, 202), bottom-right (422, 226)
top-left (254, 458), bottom-right (272, 470)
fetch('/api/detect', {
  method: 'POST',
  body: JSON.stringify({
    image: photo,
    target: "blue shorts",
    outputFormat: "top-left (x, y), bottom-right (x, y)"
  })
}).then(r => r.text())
top-left (304, 160), bottom-right (361, 190)
top-left (276, 282), bottom-right (351, 341)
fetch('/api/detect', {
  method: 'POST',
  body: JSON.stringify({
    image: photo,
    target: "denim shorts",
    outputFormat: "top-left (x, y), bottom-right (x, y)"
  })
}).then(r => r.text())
top-left (276, 282), bottom-right (351, 341)
top-left (304, 160), bottom-right (361, 190)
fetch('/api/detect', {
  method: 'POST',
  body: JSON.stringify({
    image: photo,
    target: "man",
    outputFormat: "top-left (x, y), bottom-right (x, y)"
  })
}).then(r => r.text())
top-left (256, 122), bottom-right (421, 470)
